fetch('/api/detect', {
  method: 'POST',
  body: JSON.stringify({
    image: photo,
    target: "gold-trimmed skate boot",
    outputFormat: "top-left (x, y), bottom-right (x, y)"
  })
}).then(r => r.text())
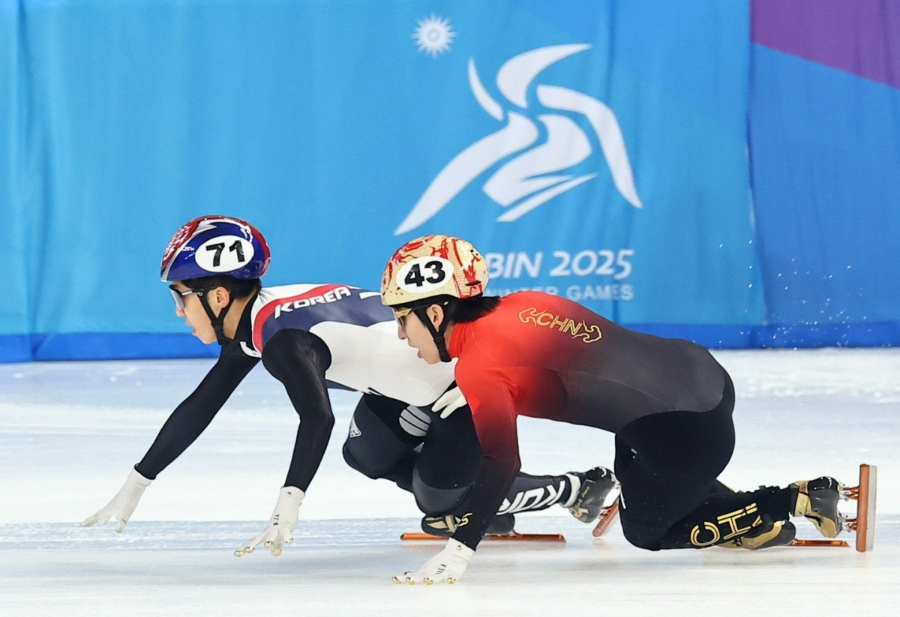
top-left (421, 514), bottom-right (458, 537)
top-left (719, 520), bottom-right (796, 550)
top-left (421, 513), bottom-right (515, 537)
top-left (790, 477), bottom-right (844, 538)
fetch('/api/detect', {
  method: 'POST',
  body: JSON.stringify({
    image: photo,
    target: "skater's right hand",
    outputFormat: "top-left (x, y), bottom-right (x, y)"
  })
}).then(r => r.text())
top-left (393, 539), bottom-right (474, 585)
top-left (235, 486), bottom-right (304, 557)
top-left (81, 468), bottom-right (152, 532)
top-left (432, 386), bottom-right (467, 419)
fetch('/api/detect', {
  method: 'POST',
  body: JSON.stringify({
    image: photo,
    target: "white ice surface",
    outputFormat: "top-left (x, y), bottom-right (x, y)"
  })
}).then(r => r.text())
top-left (1, 348), bottom-right (898, 616)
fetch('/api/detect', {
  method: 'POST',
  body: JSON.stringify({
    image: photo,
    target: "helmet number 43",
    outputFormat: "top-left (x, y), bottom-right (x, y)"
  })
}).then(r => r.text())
top-left (398, 256), bottom-right (452, 292)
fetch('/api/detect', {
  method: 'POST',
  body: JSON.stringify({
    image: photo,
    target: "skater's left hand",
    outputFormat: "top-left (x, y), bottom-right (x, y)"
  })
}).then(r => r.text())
top-left (393, 539), bottom-right (474, 584)
top-left (432, 386), bottom-right (467, 419)
top-left (81, 468), bottom-right (152, 532)
top-left (235, 487), bottom-right (304, 557)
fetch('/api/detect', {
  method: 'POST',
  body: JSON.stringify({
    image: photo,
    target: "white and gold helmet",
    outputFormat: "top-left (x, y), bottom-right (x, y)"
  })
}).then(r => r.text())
top-left (381, 235), bottom-right (488, 308)
top-left (382, 235), bottom-right (489, 363)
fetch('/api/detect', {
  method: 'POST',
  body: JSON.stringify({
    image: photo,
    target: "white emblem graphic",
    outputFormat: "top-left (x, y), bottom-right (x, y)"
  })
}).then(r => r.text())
top-left (240, 342), bottom-right (261, 358)
top-left (413, 15), bottom-right (455, 57)
top-left (395, 44), bottom-right (642, 235)
top-left (349, 417), bottom-right (361, 438)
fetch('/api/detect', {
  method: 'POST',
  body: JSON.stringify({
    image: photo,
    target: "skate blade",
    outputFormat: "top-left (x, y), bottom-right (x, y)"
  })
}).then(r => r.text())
top-left (401, 531), bottom-right (565, 542)
top-left (845, 463), bottom-right (877, 552)
top-left (592, 500), bottom-right (620, 538)
top-left (788, 539), bottom-right (850, 547)
top-left (791, 463), bottom-right (877, 552)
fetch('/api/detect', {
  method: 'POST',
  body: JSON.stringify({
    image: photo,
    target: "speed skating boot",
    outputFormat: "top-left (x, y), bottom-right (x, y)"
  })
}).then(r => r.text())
top-left (422, 513), bottom-right (516, 537)
top-left (719, 520), bottom-right (796, 550)
top-left (567, 467), bottom-right (616, 523)
top-left (421, 514), bottom-right (458, 537)
top-left (484, 513), bottom-right (516, 535)
top-left (790, 476), bottom-right (844, 538)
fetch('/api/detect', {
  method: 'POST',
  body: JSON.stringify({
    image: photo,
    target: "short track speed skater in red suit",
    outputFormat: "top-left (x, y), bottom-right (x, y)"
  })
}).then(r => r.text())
top-left (381, 234), bottom-right (878, 585)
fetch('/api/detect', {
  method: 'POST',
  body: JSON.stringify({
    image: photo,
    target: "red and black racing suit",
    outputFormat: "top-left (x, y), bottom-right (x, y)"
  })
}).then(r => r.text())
top-left (449, 291), bottom-right (791, 551)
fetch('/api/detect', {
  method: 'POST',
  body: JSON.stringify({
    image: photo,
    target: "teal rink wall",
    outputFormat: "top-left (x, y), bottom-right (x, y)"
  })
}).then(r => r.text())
top-left (2, 0), bottom-right (898, 361)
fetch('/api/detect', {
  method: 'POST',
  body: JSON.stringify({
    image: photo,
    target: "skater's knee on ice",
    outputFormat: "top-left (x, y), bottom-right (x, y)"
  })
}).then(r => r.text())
top-left (620, 522), bottom-right (663, 551)
top-left (624, 534), bottom-right (663, 551)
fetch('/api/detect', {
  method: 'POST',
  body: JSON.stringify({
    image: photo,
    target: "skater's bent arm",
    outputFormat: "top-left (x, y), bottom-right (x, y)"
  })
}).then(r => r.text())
top-left (261, 329), bottom-right (335, 492)
top-left (136, 347), bottom-right (260, 479)
top-left (451, 368), bottom-right (522, 550)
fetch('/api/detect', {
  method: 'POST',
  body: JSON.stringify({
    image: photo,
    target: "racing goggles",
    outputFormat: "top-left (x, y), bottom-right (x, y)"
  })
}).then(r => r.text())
top-left (392, 306), bottom-right (413, 328)
top-left (169, 284), bottom-right (212, 310)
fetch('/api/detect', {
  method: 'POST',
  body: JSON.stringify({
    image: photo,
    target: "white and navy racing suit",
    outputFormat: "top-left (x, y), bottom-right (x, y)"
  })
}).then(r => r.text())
top-left (136, 284), bottom-right (586, 520)
top-left (137, 283), bottom-right (452, 490)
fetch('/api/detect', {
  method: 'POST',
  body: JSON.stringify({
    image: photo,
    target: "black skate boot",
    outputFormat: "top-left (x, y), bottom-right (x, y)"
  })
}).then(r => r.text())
top-left (790, 476), bottom-right (844, 538)
top-left (484, 513), bottom-right (516, 535)
top-left (719, 520), bottom-right (796, 550)
top-left (421, 513), bottom-right (516, 537)
top-left (566, 467), bottom-right (616, 523)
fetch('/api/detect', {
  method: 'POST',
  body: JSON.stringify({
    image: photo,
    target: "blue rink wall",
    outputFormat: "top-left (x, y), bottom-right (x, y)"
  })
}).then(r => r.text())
top-left (2, 0), bottom-right (899, 362)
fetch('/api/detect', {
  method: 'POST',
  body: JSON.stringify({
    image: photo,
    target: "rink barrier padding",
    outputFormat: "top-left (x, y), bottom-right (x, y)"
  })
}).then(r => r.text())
top-left (0, 333), bottom-right (219, 362)
top-left (2, 324), bottom-right (898, 362)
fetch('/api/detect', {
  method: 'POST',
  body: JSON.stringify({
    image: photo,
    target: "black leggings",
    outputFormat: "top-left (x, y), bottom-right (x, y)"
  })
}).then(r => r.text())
top-left (615, 374), bottom-right (791, 550)
top-left (343, 393), bottom-right (583, 517)
top-left (342, 393), bottom-right (481, 514)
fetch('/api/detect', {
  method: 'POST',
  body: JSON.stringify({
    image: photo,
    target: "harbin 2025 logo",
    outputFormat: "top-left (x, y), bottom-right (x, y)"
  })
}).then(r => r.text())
top-left (400, 24), bottom-right (642, 305)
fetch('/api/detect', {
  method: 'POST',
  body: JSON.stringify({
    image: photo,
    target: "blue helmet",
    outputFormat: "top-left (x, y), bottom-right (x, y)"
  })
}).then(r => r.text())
top-left (160, 215), bottom-right (271, 282)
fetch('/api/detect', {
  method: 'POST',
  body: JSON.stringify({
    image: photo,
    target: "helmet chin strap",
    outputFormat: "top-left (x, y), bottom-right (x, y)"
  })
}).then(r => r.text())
top-left (412, 306), bottom-right (452, 363)
top-left (198, 293), bottom-right (233, 346)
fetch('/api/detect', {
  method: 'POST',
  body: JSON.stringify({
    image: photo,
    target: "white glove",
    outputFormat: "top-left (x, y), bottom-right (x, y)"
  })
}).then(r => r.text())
top-left (234, 486), bottom-right (304, 557)
top-left (80, 469), bottom-right (152, 532)
top-left (392, 539), bottom-right (474, 585)
top-left (432, 386), bottom-right (467, 419)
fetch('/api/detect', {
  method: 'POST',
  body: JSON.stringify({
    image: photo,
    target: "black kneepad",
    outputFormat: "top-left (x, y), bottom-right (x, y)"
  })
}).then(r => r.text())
top-left (412, 467), bottom-right (471, 516)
